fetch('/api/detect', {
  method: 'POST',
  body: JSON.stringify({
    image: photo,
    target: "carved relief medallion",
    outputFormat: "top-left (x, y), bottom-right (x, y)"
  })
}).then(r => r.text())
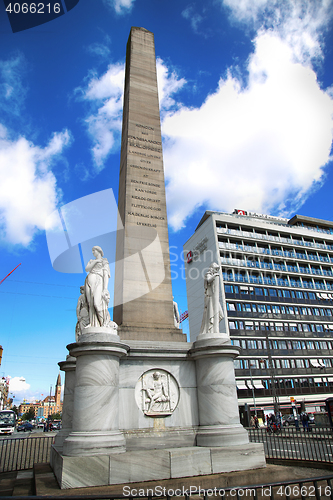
top-left (135, 369), bottom-right (179, 417)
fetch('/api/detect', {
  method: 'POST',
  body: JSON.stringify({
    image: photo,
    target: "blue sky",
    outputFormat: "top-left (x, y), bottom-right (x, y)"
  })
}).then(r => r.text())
top-left (0, 0), bottom-right (333, 404)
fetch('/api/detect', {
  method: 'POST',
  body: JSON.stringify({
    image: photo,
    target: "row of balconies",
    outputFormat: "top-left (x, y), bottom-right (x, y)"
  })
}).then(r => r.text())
top-left (229, 328), bottom-right (333, 340)
top-left (217, 227), bottom-right (333, 251)
top-left (219, 241), bottom-right (333, 263)
top-left (227, 310), bottom-right (333, 323)
top-left (220, 257), bottom-right (333, 278)
top-left (222, 273), bottom-right (332, 290)
top-left (235, 384), bottom-right (332, 397)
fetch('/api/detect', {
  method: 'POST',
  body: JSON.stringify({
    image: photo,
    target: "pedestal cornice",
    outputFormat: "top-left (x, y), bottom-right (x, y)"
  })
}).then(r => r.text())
top-left (58, 355), bottom-right (76, 372)
top-left (189, 339), bottom-right (240, 360)
top-left (67, 332), bottom-right (129, 359)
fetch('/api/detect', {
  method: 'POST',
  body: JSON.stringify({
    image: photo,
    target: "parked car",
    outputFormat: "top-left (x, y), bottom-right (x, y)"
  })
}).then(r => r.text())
top-left (17, 422), bottom-right (34, 432)
top-left (282, 414), bottom-right (315, 426)
top-left (51, 422), bottom-right (61, 430)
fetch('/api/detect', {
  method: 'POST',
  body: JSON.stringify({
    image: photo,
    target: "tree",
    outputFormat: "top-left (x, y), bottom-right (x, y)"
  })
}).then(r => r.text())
top-left (22, 407), bottom-right (35, 421)
top-left (12, 405), bottom-right (18, 416)
top-left (50, 412), bottom-right (62, 421)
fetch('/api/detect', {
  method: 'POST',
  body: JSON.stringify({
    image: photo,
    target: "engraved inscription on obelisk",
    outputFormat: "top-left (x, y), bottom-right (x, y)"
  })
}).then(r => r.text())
top-left (113, 27), bottom-right (186, 342)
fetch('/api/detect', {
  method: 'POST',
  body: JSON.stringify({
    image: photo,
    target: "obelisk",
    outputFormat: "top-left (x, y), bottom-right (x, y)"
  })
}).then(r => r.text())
top-left (114, 27), bottom-right (186, 342)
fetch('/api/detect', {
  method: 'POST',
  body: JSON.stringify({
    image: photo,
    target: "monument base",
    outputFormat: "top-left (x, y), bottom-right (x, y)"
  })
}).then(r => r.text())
top-left (51, 442), bottom-right (266, 489)
top-left (62, 430), bottom-right (126, 457)
top-left (118, 324), bottom-right (187, 342)
top-left (196, 424), bottom-right (249, 447)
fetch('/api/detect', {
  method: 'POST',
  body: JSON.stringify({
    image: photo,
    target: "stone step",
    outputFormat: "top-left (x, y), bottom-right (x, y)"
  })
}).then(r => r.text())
top-left (0, 469), bottom-right (34, 497)
top-left (34, 463), bottom-right (59, 496)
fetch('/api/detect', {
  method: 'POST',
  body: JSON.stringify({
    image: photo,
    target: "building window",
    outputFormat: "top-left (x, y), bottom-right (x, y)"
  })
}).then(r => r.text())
top-left (257, 304), bottom-right (267, 313)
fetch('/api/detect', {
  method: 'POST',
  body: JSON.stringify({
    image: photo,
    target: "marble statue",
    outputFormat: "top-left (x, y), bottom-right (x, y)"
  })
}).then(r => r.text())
top-left (173, 299), bottom-right (180, 328)
top-left (75, 286), bottom-right (89, 340)
top-left (74, 246), bottom-right (118, 333)
top-left (199, 262), bottom-right (223, 335)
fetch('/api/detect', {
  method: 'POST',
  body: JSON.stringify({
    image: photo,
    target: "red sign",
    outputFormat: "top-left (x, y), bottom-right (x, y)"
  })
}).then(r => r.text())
top-left (187, 251), bottom-right (192, 263)
top-left (235, 209), bottom-right (247, 216)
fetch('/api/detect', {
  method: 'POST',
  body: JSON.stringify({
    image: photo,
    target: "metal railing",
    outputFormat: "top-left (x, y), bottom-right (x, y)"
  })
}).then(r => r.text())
top-left (248, 426), bottom-right (333, 463)
top-left (1, 428), bottom-right (333, 473)
top-left (0, 435), bottom-right (53, 472)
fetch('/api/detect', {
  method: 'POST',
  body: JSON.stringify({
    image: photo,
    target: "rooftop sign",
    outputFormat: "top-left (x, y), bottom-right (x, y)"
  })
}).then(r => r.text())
top-left (233, 209), bottom-right (288, 223)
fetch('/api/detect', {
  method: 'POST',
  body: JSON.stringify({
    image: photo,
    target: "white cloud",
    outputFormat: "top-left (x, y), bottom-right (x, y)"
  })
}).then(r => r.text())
top-left (8, 376), bottom-right (30, 393)
top-left (79, 60), bottom-right (185, 172)
top-left (182, 6), bottom-right (204, 33)
top-left (87, 42), bottom-right (111, 59)
top-left (78, 63), bottom-right (124, 171)
top-left (102, 0), bottom-right (135, 14)
top-left (222, 0), bottom-right (333, 63)
top-left (156, 58), bottom-right (186, 113)
top-left (162, 0), bottom-right (333, 230)
top-left (0, 126), bottom-right (71, 246)
top-left (0, 53), bottom-right (27, 116)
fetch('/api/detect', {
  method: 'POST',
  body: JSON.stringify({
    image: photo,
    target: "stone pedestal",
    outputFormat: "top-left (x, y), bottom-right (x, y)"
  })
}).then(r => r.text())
top-left (62, 331), bottom-right (129, 457)
top-left (52, 355), bottom-right (76, 453)
top-left (190, 337), bottom-right (249, 447)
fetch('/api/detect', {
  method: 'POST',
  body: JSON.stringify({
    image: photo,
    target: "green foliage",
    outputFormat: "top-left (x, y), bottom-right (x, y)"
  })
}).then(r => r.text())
top-left (22, 407), bottom-right (35, 421)
top-left (50, 412), bottom-right (62, 421)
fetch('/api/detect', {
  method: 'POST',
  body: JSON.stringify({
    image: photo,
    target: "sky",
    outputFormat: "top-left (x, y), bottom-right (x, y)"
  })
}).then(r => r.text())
top-left (0, 0), bottom-right (333, 406)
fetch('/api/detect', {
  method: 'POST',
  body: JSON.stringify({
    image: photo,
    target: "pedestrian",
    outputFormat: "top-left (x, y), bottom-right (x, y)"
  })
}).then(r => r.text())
top-left (250, 416), bottom-right (255, 428)
top-left (254, 415), bottom-right (259, 428)
top-left (301, 412), bottom-right (310, 432)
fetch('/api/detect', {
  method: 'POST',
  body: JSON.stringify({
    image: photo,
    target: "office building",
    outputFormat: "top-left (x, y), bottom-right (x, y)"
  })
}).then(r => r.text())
top-left (184, 210), bottom-right (333, 422)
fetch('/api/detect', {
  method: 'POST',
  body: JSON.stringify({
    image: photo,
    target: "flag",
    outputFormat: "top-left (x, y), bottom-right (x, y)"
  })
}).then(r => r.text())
top-left (179, 311), bottom-right (188, 323)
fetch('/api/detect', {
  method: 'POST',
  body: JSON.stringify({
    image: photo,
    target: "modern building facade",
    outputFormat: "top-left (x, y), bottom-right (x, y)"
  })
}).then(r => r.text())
top-left (184, 210), bottom-right (333, 422)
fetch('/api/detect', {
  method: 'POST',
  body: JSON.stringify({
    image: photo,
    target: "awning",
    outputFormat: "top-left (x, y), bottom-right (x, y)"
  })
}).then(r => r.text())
top-left (314, 377), bottom-right (322, 383)
top-left (252, 381), bottom-right (265, 389)
top-left (310, 359), bottom-right (321, 367)
top-left (236, 380), bottom-right (248, 390)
